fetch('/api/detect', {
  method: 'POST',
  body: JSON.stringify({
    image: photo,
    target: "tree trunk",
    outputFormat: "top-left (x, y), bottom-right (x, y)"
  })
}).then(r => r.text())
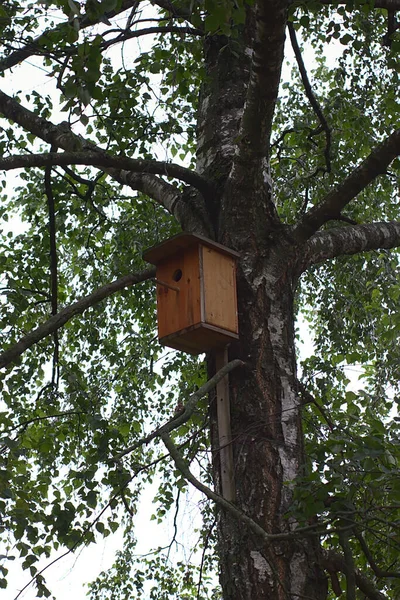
top-left (211, 246), bottom-right (327, 599)
top-left (197, 20), bottom-right (328, 600)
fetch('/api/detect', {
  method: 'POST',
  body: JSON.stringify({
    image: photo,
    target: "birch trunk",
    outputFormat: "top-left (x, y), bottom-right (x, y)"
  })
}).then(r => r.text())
top-left (197, 22), bottom-right (328, 600)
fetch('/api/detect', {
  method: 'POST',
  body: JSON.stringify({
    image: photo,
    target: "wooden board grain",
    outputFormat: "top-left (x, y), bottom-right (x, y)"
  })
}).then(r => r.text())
top-left (201, 246), bottom-right (238, 334)
top-left (156, 244), bottom-right (201, 339)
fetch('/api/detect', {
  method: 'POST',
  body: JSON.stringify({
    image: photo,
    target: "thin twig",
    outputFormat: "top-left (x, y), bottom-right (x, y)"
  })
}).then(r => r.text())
top-left (44, 145), bottom-right (59, 385)
top-left (111, 359), bottom-right (245, 461)
top-left (288, 21), bottom-right (332, 173)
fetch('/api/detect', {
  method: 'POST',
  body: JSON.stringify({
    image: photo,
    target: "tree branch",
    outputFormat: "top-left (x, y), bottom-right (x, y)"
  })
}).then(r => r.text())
top-left (0, 149), bottom-right (214, 199)
top-left (288, 21), bottom-right (331, 173)
top-left (44, 149), bottom-right (60, 384)
top-left (0, 88), bottom-right (213, 229)
top-left (322, 550), bottom-right (387, 600)
top-left (0, 268), bottom-right (155, 370)
top-left (355, 530), bottom-right (400, 579)
top-left (233, 0), bottom-right (289, 168)
top-left (292, 129), bottom-right (400, 241)
top-left (299, 221), bottom-right (400, 272)
top-left (338, 527), bottom-right (357, 600)
top-left (100, 25), bottom-right (203, 53)
top-left (151, 0), bottom-right (195, 21)
top-left (161, 432), bottom-right (342, 544)
top-left (118, 172), bottom-right (214, 236)
top-left (111, 359), bottom-right (245, 461)
top-left (0, 0), bottom-right (141, 73)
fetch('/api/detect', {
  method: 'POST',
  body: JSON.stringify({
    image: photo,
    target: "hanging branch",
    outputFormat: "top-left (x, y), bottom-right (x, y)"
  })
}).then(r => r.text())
top-left (44, 147), bottom-right (59, 385)
top-left (0, 268), bottom-right (156, 370)
top-left (288, 21), bottom-right (331, 174)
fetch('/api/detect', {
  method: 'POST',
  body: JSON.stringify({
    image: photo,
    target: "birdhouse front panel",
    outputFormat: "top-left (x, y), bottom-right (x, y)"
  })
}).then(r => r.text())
top-left (143, 233), bottom-right (239, 354)
top-left (156, 244), bottom-right (201, 340)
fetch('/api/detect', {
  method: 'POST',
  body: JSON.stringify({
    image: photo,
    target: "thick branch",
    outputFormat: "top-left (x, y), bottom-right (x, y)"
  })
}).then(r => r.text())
top-left (300, 221), bottom-right (400, 272)
top-left (119, 172), bottom-right (214, 236)
top-left (0, 268), bottom-right (155, 370)
top-left (0, 150), bottom-right (214, 198)
top-left (322, 550), bottom-right (387, 600)
top-left (111, 359), bottom-right (245, 461)
top-left (292, 129), bottom-right (400, 241)
top-left (234, 0), bottom-right (288, 165)
top-left (0, 89), bottom-right (212, 228)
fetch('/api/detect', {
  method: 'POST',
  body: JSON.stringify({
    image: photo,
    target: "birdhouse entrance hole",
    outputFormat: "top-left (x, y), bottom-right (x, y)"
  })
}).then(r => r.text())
top-left (172, 269), bottom-right (183, 282)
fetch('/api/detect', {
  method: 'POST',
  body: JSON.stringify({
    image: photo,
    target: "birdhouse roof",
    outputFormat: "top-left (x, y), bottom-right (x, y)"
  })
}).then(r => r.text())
top-left (143, 232), bottom-right (239, 265)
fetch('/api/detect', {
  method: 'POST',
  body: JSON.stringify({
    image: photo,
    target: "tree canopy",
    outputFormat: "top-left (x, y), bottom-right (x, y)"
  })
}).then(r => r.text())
top-left (0, 1), bottom-right (399, 599)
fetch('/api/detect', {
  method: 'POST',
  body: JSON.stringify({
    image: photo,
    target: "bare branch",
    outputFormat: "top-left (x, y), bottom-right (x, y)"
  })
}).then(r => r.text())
top-left (299, 221), bottom-right (400, 272)
top-left (0, 149), bottom-right (214, 199)
top-left (100, 25), bottom-right (203, 53)
top-left (111, 359), bottom-right (245, 461)
top-left (292, 129), bottom-right (400, 241)
top-left (0, 268), bottom-right (155, 370)
top-left (161, 432), bottom-right (340, 543)
top-left (288, 21), bottom-right (331, 173)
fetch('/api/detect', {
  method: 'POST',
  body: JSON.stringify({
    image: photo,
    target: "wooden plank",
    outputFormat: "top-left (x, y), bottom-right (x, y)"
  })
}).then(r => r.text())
top-left (202, 246), bottom-right (238, 334)
top-left (215, 347), bottom-right (235, 502)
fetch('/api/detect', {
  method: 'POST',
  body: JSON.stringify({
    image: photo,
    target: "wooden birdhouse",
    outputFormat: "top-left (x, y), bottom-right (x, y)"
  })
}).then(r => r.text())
top-left (143, 233), bottom-right (239, 354)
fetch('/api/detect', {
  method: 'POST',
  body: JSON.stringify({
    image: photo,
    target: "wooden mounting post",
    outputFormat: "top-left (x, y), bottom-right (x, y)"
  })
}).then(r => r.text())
top-left (215, 347), bottom-right (235, 502)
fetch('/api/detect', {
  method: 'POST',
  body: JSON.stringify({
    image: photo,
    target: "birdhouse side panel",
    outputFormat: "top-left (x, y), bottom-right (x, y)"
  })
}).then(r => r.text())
top-left (201, 246), bottom-right (238, 334)
top-left (156, 246), bottom-right (202, 340)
